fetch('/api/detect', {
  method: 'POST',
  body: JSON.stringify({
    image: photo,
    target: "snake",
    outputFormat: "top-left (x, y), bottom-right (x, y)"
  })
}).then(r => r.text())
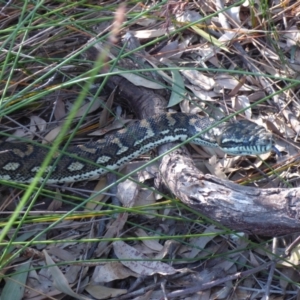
top-left (0, 113), bottom-right (274, 184)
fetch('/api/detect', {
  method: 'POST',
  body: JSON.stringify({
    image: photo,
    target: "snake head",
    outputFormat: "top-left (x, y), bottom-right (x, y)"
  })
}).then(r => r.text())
top-left (216, 120), bottom-right (274, 156)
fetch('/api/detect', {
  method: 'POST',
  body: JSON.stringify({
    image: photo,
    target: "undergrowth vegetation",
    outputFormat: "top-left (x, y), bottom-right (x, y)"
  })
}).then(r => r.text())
top-left (0, 0), bottom-right (300, 299)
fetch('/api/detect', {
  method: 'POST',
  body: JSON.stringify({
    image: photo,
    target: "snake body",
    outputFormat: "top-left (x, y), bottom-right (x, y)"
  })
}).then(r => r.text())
top-left (0, 113), bottom-right (273, 184)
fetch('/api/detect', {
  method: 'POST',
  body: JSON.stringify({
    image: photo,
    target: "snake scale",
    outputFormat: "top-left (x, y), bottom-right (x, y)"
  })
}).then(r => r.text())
top-left (0, 113), bottom-right (273, 184)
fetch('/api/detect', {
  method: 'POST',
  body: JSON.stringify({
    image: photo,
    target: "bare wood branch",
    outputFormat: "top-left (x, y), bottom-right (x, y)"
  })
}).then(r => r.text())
top-left (157, 148), bottom-right (300, 236)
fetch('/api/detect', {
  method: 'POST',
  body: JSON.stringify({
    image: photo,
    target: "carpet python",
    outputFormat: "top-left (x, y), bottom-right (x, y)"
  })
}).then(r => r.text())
top-left (0, 113), bottom-right (273, 184)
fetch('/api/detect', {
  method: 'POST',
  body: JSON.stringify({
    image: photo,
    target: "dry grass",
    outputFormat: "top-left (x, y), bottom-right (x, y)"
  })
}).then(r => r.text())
top-left (1, 0), bottom-right (300, 299)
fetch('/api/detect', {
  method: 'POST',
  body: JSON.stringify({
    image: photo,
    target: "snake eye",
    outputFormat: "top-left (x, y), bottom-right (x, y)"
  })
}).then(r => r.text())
top-left (217, 120), bottom-right (273, 156)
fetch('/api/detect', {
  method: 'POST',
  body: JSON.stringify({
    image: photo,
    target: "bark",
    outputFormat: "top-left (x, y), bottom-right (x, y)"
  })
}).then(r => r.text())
top-left (157, 148), bottom-right (300, 236)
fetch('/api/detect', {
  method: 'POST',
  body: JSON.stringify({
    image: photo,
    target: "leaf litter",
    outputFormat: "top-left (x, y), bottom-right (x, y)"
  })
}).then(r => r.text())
top-left (1, 1), bottom-right (300, 299)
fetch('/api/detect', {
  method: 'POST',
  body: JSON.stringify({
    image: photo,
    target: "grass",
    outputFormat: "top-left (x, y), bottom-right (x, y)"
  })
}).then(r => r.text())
top-left (0, 0), bottom-right (300, 299)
